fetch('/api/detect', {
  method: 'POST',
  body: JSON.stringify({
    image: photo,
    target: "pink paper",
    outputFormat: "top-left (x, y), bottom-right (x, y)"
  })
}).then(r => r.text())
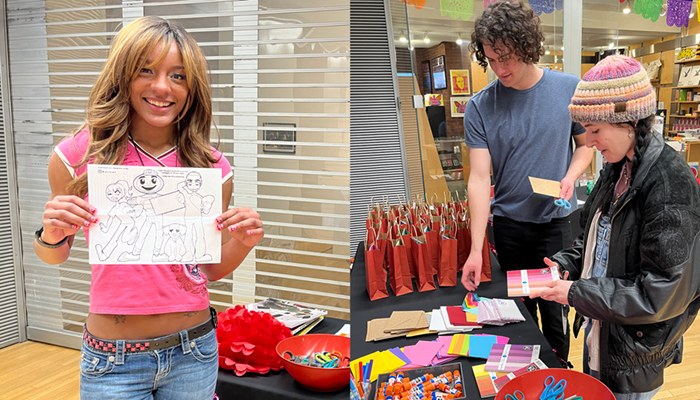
top-left (430, 355), bottom-right (460, 366)
top-left (436, 335), bottom-right (455, 358)
top-left (402, 341), bottom-right (444, 367)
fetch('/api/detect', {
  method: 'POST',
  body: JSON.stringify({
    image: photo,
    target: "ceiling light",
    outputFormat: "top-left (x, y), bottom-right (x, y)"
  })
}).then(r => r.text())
top-left (423, 32), bottom-right (430, 44)
top-left (400, 36), bottom-right (407, 43)
top-left (622, 0), bottom-right (631, 14)
top-left (545, 50), bottom-right (551, 55)
top-left (456, 34), bottom-right (463, 45)
top-left (561, 46), bottom-right (565, 50)
top-left (609, 42), bottom-right (614, 49)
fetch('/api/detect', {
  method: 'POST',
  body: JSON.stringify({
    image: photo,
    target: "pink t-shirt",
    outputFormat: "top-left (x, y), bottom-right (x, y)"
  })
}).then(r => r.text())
top-left (55, 130), bottom-right (232, 315)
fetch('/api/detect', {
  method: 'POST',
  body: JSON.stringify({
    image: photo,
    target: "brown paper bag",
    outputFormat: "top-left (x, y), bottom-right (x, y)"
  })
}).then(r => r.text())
top-left (387, 236), bottom-right (414, 296)
top-left (410, 225), bottom-right (437, 292)
top-left (424, 221), bottom-right (440, 276)
top-left (457, 214), bottom-right (471, 266)
top-left (438, 222), bottom-right (458, 287)
top-left (365, 229), bottom-right (389, 301)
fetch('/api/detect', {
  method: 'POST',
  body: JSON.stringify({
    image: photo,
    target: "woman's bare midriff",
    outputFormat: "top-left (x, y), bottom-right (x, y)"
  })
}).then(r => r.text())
top-left (85, 308), bottom-right (211, 340)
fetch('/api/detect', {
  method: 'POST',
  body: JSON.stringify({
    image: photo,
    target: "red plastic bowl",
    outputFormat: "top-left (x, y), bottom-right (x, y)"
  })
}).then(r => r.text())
top-left (276, 334), bottom-right (350, 392)
top-left (495, 369), bottom-right (615, 400)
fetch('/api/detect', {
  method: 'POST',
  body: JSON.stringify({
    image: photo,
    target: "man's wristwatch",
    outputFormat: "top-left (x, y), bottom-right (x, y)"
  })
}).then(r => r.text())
top-left (34, 226), bottom-right (69, 249)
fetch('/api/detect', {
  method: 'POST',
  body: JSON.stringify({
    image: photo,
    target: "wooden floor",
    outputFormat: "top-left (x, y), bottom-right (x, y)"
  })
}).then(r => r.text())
top-left (0, 317), bottom-right (698, 399)
top-left (566, 312), bottom-right (700, 399)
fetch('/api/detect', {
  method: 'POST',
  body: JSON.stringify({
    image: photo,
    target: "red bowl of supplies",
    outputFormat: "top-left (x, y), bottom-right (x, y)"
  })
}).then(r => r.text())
top-left (276, 334), bottom-right (350, 392)
top-left (495, 369), bottom-right (614, 400)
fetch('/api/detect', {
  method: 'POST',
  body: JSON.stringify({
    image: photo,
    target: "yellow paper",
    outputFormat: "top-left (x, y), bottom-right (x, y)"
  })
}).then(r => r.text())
top-left (528, 176), bottom-right (562, 198)
top-left (351, 351), bottom-right (392, 382)
top-left (377, 350), bottom-right (407, 374)
top-left (406, 327), bottom-right (437, 337)
top-left (466, 312), bottom-right (478, 322)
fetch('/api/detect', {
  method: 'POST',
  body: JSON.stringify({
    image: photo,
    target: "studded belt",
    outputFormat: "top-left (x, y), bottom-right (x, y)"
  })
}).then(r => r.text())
top-left (83, 316), bottom-right (216, 354)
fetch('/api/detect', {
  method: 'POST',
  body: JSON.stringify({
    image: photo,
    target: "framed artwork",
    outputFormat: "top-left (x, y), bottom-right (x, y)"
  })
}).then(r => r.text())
top-left (263, 122), bottom-right (296, 154)
top-left (422, 61), bottom-right (432, 95)
top-left (450, 69), bottom-right (471, 95)
top-left (425, 93), bottom-right (444, 107)
top-left (450, 96), bottom-right (471, 117)
top-left (431, 55), bottom-right (447, 90)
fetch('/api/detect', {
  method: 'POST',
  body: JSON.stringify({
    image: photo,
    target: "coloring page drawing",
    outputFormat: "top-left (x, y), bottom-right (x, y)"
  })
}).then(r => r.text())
top-left (87, 164), bottom-right (222, 265)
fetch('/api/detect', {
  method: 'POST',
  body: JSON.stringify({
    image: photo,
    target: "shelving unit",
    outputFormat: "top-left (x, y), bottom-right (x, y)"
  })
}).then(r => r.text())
top-left (435, 136), bottom-right (465, 186)
top-left (669, 82), bottom-right (700, 133)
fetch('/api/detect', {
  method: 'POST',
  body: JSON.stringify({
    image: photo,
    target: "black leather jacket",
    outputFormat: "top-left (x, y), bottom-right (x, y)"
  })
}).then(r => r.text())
top-left (551, 133), bottom-right (700, 393)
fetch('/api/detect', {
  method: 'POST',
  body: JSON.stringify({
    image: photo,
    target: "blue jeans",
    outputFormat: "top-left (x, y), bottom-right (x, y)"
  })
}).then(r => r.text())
top-left (80, 327), bottom-right (218, 400)
top-left (583, 322), bottom-right (661, 400)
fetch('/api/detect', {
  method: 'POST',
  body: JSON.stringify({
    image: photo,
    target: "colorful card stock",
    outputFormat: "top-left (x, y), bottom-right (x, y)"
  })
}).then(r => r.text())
top-left (507, 266), bottom-right (560, 297)
top-left (485, 344), bottom-right (541, 373)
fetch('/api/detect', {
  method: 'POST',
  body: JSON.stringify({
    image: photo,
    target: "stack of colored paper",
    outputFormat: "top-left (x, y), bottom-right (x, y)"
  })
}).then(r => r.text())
top-left (507, 266), bottom-right (559, 297)
top-left (351, 349), bottom-right (409, 383)
top-left (366, 310), bottom-right (434, 341)
top-left (447, 334), bottom-right (509, 358)
top-left (476, 298), bottom-right (525, 326)
top-left (485, 344), bottom-right (541, 373)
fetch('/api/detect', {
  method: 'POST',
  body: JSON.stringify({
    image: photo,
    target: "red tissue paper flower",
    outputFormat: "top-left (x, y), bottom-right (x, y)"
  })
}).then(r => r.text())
top-left (216, 305), bottom-right (292, 376)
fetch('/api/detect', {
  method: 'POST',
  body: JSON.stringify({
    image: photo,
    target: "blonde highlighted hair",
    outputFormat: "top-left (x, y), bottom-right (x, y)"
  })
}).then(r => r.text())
top-left (67, 16), bottom-right (219, 197)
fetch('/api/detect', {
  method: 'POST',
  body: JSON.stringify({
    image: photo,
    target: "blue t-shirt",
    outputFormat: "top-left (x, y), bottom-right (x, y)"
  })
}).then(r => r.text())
top-left (464, 67), bottom-right (585, 223)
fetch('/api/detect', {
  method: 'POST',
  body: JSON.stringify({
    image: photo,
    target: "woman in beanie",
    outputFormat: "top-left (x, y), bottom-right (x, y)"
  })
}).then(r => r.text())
top-left (532, 55), bottom-right (700, 399)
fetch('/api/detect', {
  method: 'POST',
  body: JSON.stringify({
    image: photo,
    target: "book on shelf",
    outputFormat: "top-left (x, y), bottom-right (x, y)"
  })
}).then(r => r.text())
top-left (247, 298), bottom-right (328, 332)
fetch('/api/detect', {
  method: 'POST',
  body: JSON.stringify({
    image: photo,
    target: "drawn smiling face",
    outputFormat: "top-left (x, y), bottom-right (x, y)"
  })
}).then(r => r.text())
top-left (185, 172), bottom-right (202, 192)
top-left (133, 170), bottom-right (164, 194)
top-left (105, 183), bottom-right (125, 202)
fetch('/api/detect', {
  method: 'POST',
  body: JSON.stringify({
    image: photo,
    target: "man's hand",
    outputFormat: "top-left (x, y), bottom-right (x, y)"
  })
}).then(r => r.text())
top-left (461, 252), bottom-right (483, 291)
top-left (559, 176), bottom-right (575, 201)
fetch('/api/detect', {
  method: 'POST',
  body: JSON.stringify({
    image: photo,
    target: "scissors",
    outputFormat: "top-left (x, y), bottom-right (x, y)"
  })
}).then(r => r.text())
top-left (281, 351), bottom-right (314, 366)
top-left (554, 198), bottom-right (572, 210)
top-left (540, 376), bottom-right (567, 400)
top-left (313, 352), bottom-right (340, 368)
top-left (505, 390), bottom-right (525, 400)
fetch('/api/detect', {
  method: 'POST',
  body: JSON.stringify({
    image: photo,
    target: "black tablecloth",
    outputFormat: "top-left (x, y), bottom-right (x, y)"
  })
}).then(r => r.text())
top-left (350, 242), bottom-right (562, 399)
top-left (216, 317), bottom-right (349, 400)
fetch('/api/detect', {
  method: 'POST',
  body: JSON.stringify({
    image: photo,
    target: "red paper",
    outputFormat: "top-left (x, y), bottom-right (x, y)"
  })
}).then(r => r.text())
top-left (446, 306), bottom-right (483, 327)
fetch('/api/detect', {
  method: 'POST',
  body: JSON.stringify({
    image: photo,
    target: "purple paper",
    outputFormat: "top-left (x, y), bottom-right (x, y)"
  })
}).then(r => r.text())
top-left (388, 347), bottom-right (411, 365)
top-left (431, 355), bottom-right (460, 366)
top-left (529, 0), bottom-right (562, 15)
top-left (667, 0), bottom-right (692, 27)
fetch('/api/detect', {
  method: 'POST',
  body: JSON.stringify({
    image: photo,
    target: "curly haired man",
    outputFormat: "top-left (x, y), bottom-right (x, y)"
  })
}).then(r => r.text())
top-left (461, 1), bottom-right (594, 366)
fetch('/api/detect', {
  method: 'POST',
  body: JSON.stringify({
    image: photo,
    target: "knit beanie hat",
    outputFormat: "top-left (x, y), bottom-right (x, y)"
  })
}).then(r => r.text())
top-left (569, 55), bottom-right (656, 124)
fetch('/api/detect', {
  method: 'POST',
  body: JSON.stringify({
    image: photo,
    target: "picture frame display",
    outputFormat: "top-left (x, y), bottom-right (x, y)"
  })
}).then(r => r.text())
top-left (431, 55), bottom-right (447, 90)
top-left (450, 96), bottom-right (471, 118)
top-left (263, 122), bottom-right (297, 154)
top-left (450, 69), bottom-right (471, 95)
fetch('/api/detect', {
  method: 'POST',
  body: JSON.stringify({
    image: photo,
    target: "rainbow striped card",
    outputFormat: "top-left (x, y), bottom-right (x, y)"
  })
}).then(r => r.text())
top-left (506, 266), bottom-right (559, 297)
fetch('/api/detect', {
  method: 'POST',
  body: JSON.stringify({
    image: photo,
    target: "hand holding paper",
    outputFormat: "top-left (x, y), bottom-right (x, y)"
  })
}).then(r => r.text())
top-left (218, 207), bottom-right (264, 248)
top-left (530, 279), bottom-right (573, 306)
